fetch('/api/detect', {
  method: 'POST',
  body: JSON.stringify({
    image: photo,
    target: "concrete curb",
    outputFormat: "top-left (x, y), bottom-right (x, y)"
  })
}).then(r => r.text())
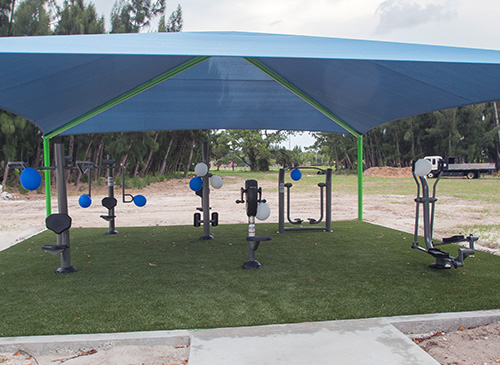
top-left (0, 310), bottom-right (499, 363)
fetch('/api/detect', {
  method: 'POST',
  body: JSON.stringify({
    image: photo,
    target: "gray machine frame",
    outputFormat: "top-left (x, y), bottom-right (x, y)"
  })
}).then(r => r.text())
top-left (42, 143), bottom-right (77, 273)
top-left (193, 141), bottom-right (219, 240)
top-left (76, 154), bottom-right (140, 235)
top-left (278, 167), bottom-right (332, 233)
top-left (412, 161), bottom-right (476, 269)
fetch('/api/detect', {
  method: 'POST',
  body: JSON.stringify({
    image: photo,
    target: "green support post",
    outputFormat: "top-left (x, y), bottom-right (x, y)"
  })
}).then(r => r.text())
top-left (357, 135), bottom-right (363, 221)
top-left (43, 136), bottom-right (51, 217)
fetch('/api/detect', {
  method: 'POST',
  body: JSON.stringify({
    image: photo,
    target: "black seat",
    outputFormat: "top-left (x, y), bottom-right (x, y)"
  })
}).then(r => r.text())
top-left (101, 197), bottom-right (117, 210)
top-left (45, 213), bottom-right (72, 235)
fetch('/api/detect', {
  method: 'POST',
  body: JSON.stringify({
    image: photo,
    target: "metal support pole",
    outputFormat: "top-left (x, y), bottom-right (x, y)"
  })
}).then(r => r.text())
top-left (43, 137), bottom-right (52, 217)
top-left (419, 176), bottom-right (433, 250)
top-left (106, 154), bottom-right (118, 235)
top-left (248, 215), bottom-right (256, 261)
top-left (200, 141), bottom-right (213, 240)
top-left (325, 168), bottom-right (332, 232)
top-left (357, 135), bottom-right (363, 221)
top-left (54, 142), bottom-right (76, 274)
top-left (278, 168), bottom-right (285, 233)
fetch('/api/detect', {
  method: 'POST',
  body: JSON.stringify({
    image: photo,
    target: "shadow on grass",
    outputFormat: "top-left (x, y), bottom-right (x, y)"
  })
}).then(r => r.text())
top-left (1, 221), bottom-right (499, 337)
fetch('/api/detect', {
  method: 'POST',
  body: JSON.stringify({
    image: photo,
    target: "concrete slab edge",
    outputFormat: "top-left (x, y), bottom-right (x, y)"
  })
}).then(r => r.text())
top-left (386, 309), bottom-right (500, 338)
top-left (0, 309), bottom-right (498, 354)
top-left (0, 329), bottom-right (191, 354)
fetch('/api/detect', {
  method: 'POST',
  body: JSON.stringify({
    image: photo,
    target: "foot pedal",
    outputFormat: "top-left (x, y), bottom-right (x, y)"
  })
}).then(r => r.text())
top-left (292, 218), bottom-right (303, 224)
top-left (194, 212), bottom-right (201, 227)
top-left (428, 248), bottom-right (451, 259)
top-left (42, 244), bottom-right (69, 255)
top-left (211, 212), bottom-right (219, 227)
top-left (100, 215), bottom-right (116, 221)
top-left (442, 235), bottom-right (465, 243)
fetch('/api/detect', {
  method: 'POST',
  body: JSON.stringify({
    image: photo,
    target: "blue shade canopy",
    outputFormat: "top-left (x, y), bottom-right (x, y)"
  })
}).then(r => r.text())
top-left (2, 31), bottom-right (500, 137)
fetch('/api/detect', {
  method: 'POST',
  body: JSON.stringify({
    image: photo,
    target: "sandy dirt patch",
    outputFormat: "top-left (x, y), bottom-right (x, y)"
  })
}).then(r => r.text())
top-left (0, 343), bottom-right (189, 365)
top-left (415, 321), bottom-right (500, 365)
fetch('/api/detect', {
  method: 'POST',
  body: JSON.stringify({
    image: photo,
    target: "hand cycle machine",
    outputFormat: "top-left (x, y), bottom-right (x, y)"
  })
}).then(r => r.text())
top-left (411, 158), bottom-right (476, 269)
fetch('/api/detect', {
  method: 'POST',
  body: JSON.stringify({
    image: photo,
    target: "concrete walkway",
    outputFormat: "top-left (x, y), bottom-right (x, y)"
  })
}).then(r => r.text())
top-left (1, 310), bottom-right (499, 364)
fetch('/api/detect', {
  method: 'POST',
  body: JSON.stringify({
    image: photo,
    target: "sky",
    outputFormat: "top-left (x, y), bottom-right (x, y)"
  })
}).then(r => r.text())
top-left (89, 0), bottom-right (500, 148)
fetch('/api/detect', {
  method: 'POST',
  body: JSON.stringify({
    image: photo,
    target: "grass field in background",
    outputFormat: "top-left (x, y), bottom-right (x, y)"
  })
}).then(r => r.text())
top-left (1, 221), bottom-right (500, 337)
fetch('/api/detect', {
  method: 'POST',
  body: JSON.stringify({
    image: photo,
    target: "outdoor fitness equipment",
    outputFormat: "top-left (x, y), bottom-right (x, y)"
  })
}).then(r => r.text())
top-left (9, 142), bottom-right (77, 274)
top-left (190, 141), bottom-right (223, 240)
top-left (236, 179), bottom-right (271, 269)
top-left (76, 154), bottom-right (147, 235)
top-left (278, 167), bottom-right (332, 233)
top-left (412, 158), bottom-right (477, 269)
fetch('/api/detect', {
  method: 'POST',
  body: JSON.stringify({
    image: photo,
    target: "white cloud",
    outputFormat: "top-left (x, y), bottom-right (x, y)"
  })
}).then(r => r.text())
top-left (375, 0), bottom-right (457, 34)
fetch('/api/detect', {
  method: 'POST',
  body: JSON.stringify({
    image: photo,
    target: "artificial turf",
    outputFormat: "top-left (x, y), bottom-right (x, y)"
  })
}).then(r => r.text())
top-left (1, 221), bottom-right (499, 337)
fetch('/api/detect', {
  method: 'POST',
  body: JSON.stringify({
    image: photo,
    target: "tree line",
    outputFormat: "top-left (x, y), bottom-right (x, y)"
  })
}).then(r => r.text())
top-left (1, 0), bottom-right (181, 36)
top-left (312, 102), bottom-right (500, 171)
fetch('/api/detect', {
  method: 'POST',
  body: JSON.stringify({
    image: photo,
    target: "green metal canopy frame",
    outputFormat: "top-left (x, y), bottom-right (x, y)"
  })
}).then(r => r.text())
top-left (42, 55), bottom-right (365, 221)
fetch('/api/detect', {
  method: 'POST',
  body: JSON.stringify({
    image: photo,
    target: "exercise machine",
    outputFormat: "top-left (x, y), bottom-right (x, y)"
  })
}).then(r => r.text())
top-left (411, 158), bottom-right (476, 269)
top-left (190, 141), bottom-right (223, 240)
top-left (10, 142), bottom-right (77, 274)
top-left (236, 179), bottom-right (271, 269)
top-left (278, 167), bottom-right (332, 233)
top-left (76, 154), bottom-right (146, 234)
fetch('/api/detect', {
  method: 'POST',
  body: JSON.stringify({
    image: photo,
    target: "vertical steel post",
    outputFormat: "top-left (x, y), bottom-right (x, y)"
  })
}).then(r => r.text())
top-left (325, 168), bottom-right (332, 232)
top-left (106, 154), bottom-right (118, 235)
top-left (43, 137), bottom-right (51, 217)
top-left (200, 141), bottom-right (213, 240)
top-left (357, 135), bottom-right (363, 221)
top-left (420, 176), bottom-right (433, 250)
top-left (278, 168), bottom-right (285, 233)
top-left (54, 142), bottom-right (76, 274)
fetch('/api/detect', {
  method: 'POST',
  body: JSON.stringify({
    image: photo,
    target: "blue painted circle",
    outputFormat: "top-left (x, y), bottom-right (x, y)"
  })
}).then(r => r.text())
top-left (133, 194), bottom-right (147, 207)
top-left (20, 167), bottom-right (42, 191)
top-left (189, 176), bottom-right (203, 191)
top-left (290, 168), bottom-right (302, 181)
top-left (78, 194), bottom-right (92, 208)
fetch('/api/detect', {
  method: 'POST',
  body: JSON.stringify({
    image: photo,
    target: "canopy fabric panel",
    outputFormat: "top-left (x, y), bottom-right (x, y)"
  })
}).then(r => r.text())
top-left (2, 31), bottom-right (500, 137)
top-left (60, 57), bottom-right (344, 135)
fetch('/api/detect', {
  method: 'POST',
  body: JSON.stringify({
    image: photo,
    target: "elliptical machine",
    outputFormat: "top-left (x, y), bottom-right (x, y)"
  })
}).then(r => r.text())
top-left (411, 158), bottom-right (476, 269)
top-left (236, 180), bottom-right (271, 269)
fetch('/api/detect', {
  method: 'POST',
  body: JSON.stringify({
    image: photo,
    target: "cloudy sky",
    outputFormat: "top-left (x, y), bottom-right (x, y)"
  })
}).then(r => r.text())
top-left (92, 0), bottom-right (500, 50)
top-left (89, 0), bottom-right (500, 147)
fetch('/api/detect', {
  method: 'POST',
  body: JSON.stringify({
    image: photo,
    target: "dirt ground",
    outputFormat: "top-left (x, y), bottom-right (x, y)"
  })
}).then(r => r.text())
top-left (1, 168), bottom-right (499, 364)
top-left (414, 321), bottom-right (500, 365)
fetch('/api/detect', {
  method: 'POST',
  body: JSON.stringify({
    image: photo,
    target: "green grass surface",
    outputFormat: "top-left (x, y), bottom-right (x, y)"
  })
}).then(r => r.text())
top-left (1, 221), bottom-right (499, 337)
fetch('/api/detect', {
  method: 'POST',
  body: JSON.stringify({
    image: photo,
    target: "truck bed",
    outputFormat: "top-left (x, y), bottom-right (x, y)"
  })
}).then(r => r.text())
top-left (446, 162), bottom-right (496, 171)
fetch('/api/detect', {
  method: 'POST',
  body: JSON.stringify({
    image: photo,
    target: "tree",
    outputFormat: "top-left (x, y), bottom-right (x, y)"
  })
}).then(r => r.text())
top-left (226, 130), bottom-right (288, 171)
top-left (0, 0), bottom-right (14, 36)
top-left (157, 3), bottom-right (181, 32)
top-left (12, 0), bottom-right (50, 36)
top-left (54, 0), bottom-right (105, 35)
top-left (110, 0), bottom-right (165, 33)
top-left (272, 146), bottom-right (304, 168)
